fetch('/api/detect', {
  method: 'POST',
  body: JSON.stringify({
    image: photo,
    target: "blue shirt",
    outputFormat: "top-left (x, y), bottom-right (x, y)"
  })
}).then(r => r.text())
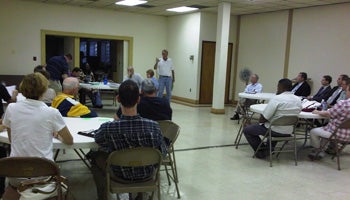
top-left (116, 96), bottom-right (172, 121)
top-left (46, 56), bottom-right (69, 80)
top-left (94, 115), bottom-right (167, 181)
top-left (244, 83), bottom-right (263, 94)
top-left (151, 77), bottom-right (159, 91)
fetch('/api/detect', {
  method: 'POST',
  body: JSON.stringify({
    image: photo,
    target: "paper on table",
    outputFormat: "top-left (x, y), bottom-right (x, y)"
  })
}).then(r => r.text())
top-left (302, 99), bottom-right (320, 109)
top-left (5, 85), bottom-right (16, 95)
top-left (1, 85), bottom-right (16, 103)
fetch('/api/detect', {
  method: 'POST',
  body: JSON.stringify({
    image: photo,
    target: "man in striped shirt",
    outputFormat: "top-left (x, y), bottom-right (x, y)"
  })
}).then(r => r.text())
top-left (90, 80), bottom-right (167, 200)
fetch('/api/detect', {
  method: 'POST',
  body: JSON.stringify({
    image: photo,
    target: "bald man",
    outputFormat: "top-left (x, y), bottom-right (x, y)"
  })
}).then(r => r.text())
top-left (51, 77), bottom-right (97, 118)
top-left (123, 66), bottom-right (144, 88)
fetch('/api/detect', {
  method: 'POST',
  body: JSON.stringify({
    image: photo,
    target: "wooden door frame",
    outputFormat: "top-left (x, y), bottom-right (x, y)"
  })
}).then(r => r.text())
top-left (40, 30), bottom-right (133, 68)
top-left (199, 41), bottom-right (233, 104)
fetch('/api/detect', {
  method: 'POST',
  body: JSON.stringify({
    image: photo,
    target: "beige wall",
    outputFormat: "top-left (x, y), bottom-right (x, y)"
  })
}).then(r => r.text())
top-left (1, 0), bottom-right (350, 102)
top-left (289, 3), bottom-right (350, 91)
top-left (236, 11), bottom-right (289, 98)
top-left (0, 0), bottom-right (167, 76)
top-left (167, 13), bottom-right (201, 100)
top-left (167, 12), bottom-right (237, 101)
top-left (235, 3), bottom-right (350, 101)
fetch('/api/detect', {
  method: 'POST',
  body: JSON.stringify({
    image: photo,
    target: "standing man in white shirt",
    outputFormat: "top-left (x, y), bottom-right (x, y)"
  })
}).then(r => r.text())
top-left (154, 49), bottom-right (175, 103)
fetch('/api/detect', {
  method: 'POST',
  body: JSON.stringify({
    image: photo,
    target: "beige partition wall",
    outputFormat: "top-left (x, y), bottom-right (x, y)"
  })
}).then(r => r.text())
top-left (235, 11), bottom-right (289, 99)
top-left (0, 0), bottom-right (167, 76)
top-left (289, 3), bottom-right (350, 91)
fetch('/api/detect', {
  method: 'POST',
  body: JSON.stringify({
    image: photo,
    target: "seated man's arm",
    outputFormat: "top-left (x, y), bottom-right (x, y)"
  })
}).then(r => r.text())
top-left (154, 124), bottom-right (167, 156)
top-left (255, 84), bottom-right (263, 93)
top-left (259, 114), bottom-right (268, 123)
top-left (67, 102), bottom-right (98, 118)
top-left (80, 110), bottom-right (98, 118)
top-left (261, 99), bottom-right (278, 122)
top-left (94, 124), bottom-right (110, 151)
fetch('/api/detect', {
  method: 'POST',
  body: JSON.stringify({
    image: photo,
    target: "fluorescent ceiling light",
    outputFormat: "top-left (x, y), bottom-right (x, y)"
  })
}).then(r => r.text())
top-left (115, 0), bottom-right (147, 6)
top-left (166, 6), bottom-right (199, 13)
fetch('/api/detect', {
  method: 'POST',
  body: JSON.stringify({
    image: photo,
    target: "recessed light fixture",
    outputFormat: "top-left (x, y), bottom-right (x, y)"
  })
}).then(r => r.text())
top-left (166, 6), bottom-right (199, 13)
top-left (115, 0), bottom-right (147, 6)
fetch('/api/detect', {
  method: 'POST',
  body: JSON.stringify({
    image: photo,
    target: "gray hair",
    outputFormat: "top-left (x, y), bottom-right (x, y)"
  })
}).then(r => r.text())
top-left (141, 79), bottom-right (156, 94)
top-left (63, 77), bottom-right (79, 90)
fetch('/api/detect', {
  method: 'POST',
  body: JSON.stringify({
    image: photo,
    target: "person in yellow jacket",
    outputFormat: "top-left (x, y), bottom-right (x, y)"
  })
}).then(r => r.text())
top-left (52, 77), bottom-right (97, 118)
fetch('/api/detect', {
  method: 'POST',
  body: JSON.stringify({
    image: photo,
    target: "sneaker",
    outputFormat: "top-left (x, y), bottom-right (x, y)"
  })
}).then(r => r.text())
top-left (230, 113), bottom-right (240, 120)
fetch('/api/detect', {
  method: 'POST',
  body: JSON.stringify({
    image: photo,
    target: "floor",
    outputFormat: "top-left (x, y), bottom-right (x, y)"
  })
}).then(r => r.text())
top-left (56, 101), bottom-right (350, 200)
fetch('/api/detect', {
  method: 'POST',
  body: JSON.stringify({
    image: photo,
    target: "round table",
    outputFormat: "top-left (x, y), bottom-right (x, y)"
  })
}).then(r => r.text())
top-left (238, 92), bottom-right (276, 101)
top-left (250, 104), bottom-right (326, 119)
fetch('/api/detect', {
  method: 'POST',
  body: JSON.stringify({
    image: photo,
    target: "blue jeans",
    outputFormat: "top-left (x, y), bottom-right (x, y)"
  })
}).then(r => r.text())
top-left (158, 76), bottom-right (172, 102)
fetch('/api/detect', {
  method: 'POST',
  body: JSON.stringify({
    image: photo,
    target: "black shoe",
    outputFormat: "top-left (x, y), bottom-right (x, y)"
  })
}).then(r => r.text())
top-left (230, 113), bottom-right (240, 120)
top-left (255, 150), bottom-right (267, 159)
top-left (308, 152), bottom-right (324, 160)
top-left (93, 105), bottom-right (103, 109)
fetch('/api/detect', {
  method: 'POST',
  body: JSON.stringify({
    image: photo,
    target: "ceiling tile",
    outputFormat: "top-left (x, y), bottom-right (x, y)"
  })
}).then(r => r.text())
top-left (21, 0), bottom-right (350, 16)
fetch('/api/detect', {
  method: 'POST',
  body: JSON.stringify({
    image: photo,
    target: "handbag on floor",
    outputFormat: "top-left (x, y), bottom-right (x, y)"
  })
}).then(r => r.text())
top-left (17, 176), bottom-right (68, 200)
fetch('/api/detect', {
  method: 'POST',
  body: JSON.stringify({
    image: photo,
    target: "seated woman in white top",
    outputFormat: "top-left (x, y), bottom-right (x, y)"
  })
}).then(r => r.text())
top-left (2, 73), bottom-right (73, 186)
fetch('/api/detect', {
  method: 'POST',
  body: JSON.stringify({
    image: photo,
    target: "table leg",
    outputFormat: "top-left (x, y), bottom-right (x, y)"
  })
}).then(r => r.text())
top-left (54, 149), bottom-right (60, 161)
top-left (297, 119), bottom-right (313, 157)
top-left (74, 149), bottom-right (91, 169)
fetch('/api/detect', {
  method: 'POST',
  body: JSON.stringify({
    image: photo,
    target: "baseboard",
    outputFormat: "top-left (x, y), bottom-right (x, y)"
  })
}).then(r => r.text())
top-left (171, 96), bottom-right (200, 107)
top-left (172, 95), bottom-right (237, 107)
top-left (210, 108), bottom-right (225, 114)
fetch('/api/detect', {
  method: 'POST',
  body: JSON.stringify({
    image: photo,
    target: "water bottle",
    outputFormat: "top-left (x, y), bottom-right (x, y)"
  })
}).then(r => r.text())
top-left (321, 99), bottom-right (327, 111)
top-left (103, 76), bottom-right (108, 85)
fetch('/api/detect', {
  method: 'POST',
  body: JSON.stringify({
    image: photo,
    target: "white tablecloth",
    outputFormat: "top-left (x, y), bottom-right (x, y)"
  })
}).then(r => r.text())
top-left (238, 92), bottom-right (276, 101)
top-left (250, 104), bottom-right (327, 119)
top-left (79, 82), bottom-right (119, 90)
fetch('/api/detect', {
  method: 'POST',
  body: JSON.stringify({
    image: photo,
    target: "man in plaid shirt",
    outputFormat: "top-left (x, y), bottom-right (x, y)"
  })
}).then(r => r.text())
top-left (309, 79), bottom-right (350, 160)
top-left (90, 80), bottom-right (167, 200)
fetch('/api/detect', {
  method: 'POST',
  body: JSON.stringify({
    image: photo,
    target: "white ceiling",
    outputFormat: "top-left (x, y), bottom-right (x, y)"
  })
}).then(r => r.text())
top-left (23, 0), bottom-right (350, 16)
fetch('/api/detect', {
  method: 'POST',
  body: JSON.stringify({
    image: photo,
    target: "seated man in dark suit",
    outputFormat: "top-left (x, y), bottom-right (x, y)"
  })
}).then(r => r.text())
top-left (291, 72), bottom-right (311, 97)
top-left (115, 79), bottom-right (172, 121)
top-left (307, 75), bottom-right (332, 102)
top-left (326, 74), bottom-right (349, 107)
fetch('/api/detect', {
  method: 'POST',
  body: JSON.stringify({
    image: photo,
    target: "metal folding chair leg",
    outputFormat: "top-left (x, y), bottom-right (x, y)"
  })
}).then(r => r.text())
top-left (234, 118), bottom-right (246, 149)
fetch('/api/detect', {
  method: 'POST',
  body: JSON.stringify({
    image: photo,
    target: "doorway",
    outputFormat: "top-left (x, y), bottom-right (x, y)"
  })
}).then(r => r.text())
top-left (199, 41), bottom-right (233, 104)
top-left (41, 30), bottom-right (133, 83)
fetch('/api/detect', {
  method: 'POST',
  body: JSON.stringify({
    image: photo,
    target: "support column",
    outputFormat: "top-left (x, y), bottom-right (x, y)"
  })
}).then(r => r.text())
top-left (211, 2), bottom-right (231, 114)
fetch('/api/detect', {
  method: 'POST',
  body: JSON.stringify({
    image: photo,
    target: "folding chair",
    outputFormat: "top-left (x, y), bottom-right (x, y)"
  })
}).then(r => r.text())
top-left (0, 157), bottom-right (68, 200)
top-left (158, 120), bottom-right (181, 199)
top-left (106, 147), bottom-right (162, 200)
top-left (253, 115), bottom-right (299, 167)
top-left (312, 118), bottom-right (350, 170)
top-left (234, 101), bottom-right (258, 149)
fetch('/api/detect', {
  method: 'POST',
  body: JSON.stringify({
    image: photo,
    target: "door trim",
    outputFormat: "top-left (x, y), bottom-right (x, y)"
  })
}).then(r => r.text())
top-left (40, 29), bottom-right (133, 67)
